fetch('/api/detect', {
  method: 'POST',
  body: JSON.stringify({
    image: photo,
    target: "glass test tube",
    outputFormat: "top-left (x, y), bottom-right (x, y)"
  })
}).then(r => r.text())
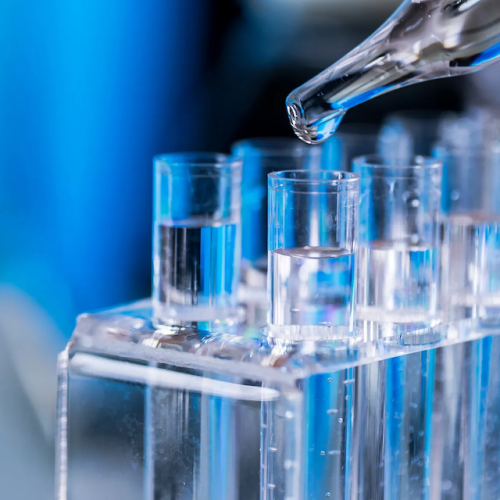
top-left (231, 138), bottom-right (323, 280)
top-left (353, 155), bottom-right (442, 333)
top-left (267, 170), bottom-right (359, 337)
top-left (436, 144), bottom-right (500, 320)
top-left (153, 153), bottom-right (242, 322)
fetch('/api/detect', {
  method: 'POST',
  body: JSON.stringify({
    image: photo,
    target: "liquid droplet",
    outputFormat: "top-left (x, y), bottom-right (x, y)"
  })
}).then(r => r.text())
top-left (287, 98), bottom-right (345, 144)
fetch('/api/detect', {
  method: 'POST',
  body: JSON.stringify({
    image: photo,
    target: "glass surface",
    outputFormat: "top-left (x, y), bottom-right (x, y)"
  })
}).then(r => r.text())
top-left (57, 300), bottom-right (500, 500)
top-left (231, 139), bottom-right (325, 329)
top-left (231, 138), bottom-right (324, 271)
top-left (286, 0), bottom-right (500, 143)
top-left (435, 144), bottom-right (500, 321)
top-left (353, 155), bottom-right (442, 334)
top-left (153, 153), bottom-right (242, 322)
top-left (267, 170), bottom-right (359, 336)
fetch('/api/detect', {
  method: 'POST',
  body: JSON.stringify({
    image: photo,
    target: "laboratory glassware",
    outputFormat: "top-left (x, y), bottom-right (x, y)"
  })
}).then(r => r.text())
top-left (153, 153), bottom-right (242, 324)
top-left (267, 170), bottom-right (359, 338)
top-left (353, 155), bottom-right (442, 335)
top-left (58, 148), bottom-right (500, 500)
top-left (286, 0), bottom-right (500, 144)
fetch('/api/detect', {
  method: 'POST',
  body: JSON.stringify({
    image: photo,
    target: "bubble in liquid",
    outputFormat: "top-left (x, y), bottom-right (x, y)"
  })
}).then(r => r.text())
top-left (325, 493), bottom-right (331, 497)
top-left (327, 377), bottom-right (333, 383)
top-left (450, 190), bottom-right (460, 201)
top-left (327, 409), bottom-right (338, 415)
top-left (329, 450), bottom-right (341, 456)
top-left (290, 308), bottom-right (300, 313)
top-left (267, 484), bottom-right (276, 490)
top-left (284, 460), bottom-right (293, 470)
top-left (338, 418), bottom-right (344, 423)
top-left (268, 446), bottom-right (278, 452)
top-left (285, 411), bottom-right (294, 419)
top-left (442, 479), bottom-right (452, 491)
top-left (320, 451), bottom-right (326, 456)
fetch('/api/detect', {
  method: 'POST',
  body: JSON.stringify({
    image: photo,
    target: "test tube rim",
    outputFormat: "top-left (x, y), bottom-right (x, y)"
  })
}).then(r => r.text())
top-left (433, 141), bottom-right (500, 157)
top-left (352, 154), bottom-right (442, 175)
top-left (268, 169), bottom-right (359, 192)
top-left (231, 137), bottom-right (322, 158)
top-left (154, 152), bottom-right (242, 177)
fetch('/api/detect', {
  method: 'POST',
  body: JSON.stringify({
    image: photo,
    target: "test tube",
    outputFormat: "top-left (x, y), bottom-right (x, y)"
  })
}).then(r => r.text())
top-left (436, 144), bottom-right (500, 320)
top-left (353, 155), bottom-right (442, 334)
top-left (267, 170), bottom-right (359, 338)
top-left (153, 153), bottom-right (242, 322)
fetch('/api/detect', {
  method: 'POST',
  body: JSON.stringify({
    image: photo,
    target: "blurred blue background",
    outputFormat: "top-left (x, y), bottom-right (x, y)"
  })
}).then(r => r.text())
top-left (2, 0), bottom-right (499, 497)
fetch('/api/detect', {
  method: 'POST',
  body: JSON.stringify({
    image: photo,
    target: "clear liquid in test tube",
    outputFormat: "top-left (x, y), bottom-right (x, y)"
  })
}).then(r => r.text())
top-left (267, 170), bottom-right (359, 339)
top-left (353, 155), bottom-right (442, 336)
top-left (437, 144), bottom-right (500, 321)
top-left (153, 153), bottom-right (242, 323)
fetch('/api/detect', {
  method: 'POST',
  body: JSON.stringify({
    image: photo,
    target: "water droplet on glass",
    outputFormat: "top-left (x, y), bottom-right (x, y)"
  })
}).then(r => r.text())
top-left (442, 479), bottom-right (453, 491)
